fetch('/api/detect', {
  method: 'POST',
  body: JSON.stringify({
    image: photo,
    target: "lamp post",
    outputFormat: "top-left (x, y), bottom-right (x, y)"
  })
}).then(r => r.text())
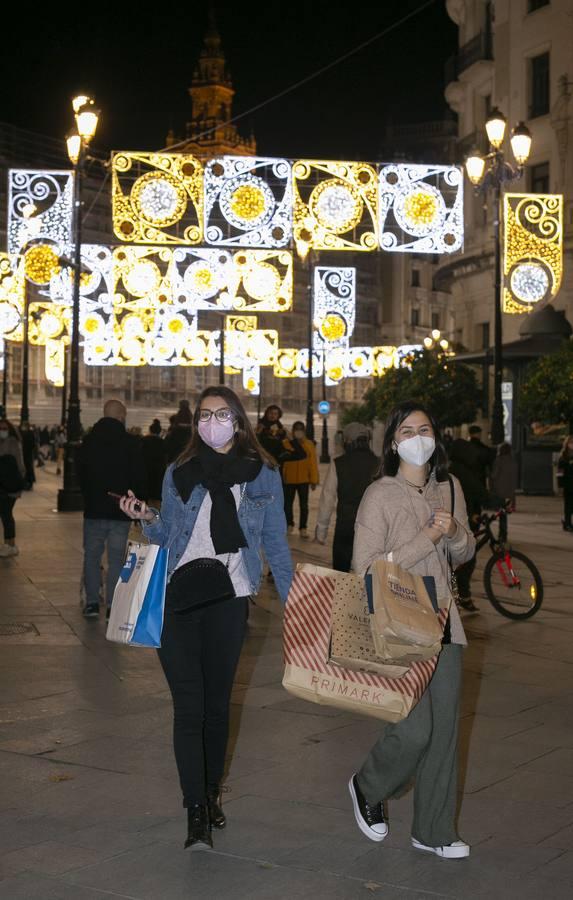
top-left (319, 355), bottom-right (330, 463)
top-left (58, 95), bottom-right (99, 512)
top-left (296, 242), bottom-right (315, 442)
top-left (464, 109), bottom-right (532, 445)
top-left (19, 280), bottom-right (30, 425)
top-left (1, 341), bottom-right (10, 418)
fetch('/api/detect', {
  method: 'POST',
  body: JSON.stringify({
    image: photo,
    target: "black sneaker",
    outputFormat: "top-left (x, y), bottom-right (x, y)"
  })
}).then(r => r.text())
top-left (207, 786), bottom-right (226, 829)
top-left (82, 604), bottom-right (100, 619)
top-left (458, 597), bottom-right (479, 612)
top-left (348, 774), bottom-right (388, 841)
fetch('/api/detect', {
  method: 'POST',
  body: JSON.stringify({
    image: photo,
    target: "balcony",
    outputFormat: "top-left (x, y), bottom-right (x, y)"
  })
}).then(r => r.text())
top-left (445, 31), bottom-right (493, 84)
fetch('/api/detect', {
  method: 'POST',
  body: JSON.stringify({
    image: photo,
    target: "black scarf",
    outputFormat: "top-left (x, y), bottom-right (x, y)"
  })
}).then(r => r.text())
top-left (172, 444), bottom-right (262, 554)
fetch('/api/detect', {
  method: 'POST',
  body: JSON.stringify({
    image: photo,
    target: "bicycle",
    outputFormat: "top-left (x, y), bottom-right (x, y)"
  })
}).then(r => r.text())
top-left (472, 506), bottom-right (543, 619)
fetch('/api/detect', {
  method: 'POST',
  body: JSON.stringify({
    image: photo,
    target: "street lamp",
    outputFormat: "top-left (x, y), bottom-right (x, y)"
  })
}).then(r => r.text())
top-left (58, 95), bottom-right (99, 512)
top-left (464, 108), bottom-right (532, 445)
top-left (296, 239), bottom-right (315, 442)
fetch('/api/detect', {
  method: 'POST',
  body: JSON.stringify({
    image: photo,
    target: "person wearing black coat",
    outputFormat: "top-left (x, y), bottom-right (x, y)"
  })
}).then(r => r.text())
top-left (449, 438), bottom-right (490, 611)
top-left (142, 419), bottom-right (167, 505)
top-left (77, 399), bottom-right (147, 619)
top-left (558, 435), bottom-right (573, 532)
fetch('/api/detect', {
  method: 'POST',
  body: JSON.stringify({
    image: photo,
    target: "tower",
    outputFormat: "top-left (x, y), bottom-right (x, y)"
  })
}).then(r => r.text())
top-left (166, 11), bottom-right (256, 159)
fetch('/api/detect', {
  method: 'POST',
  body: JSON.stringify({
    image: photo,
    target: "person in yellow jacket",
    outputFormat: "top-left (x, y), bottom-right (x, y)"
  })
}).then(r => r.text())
top-left (282, 421), bottom-right (319, 540)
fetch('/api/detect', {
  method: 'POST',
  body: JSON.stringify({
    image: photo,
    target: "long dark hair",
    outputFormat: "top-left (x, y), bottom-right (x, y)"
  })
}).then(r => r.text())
top-left (0, 418), bottom-right (20, 441)
top-left (177, 386), bottom-right (277, 468)
top-left (376, 400), bottom-right (448, 482)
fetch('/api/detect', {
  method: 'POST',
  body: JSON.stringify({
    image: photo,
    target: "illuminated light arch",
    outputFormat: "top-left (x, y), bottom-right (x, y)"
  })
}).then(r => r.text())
top-left (293, 160), bottom-right (378, 251)
top-left (503, 193), bottom-right (563, 314)
top-left (379, 164), bottom-right (463, 253)
top-left (112, 152), bottom-right (203, 245)
top-left (204, 156), bottom-right (292, 248)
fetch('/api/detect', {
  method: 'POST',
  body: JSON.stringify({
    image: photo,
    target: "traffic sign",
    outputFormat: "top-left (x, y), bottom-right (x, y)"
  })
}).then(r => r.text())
top-left (317, 400), bottom-right (331, 415)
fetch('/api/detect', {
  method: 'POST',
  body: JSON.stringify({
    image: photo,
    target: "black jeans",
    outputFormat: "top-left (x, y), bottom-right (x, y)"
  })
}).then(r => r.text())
top-left (284, 483), bottom-right (309, 530)
top-left (0, 494), bottom-right (16, 541)
top-left (564, 491), bottom-right (573, 528)
top-left (157, 593), bottom-right (249, 807)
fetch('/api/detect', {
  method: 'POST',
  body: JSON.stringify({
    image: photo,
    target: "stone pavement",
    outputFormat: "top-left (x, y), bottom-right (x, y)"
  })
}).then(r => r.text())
top-left (1, 466), bottom-right (572, 899)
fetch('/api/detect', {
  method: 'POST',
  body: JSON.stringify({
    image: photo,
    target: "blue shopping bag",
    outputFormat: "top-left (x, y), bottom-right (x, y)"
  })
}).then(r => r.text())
top-left (106, 542), bottom-right (168, 648)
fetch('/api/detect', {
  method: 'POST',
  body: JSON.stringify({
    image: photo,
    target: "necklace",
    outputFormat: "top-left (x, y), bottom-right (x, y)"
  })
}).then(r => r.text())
top-left (404, 477), bottom-right (429, 494)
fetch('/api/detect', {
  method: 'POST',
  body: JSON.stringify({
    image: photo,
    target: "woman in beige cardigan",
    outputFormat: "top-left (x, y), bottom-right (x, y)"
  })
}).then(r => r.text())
top-left (349, 401), bottom-right (475, 860)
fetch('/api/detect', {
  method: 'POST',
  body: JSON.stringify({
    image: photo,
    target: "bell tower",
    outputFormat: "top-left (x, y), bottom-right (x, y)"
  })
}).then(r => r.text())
top-left (166, 10), bottom-right (256, 159)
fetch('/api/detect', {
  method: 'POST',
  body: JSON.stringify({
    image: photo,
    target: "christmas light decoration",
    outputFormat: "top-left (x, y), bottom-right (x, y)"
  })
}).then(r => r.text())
top-left (503, 193), bottom-right (563, 313)
top-left (313, 266), bottom-right (356, 347)
top-left (379, 164), bottom-right (463, 253)
top-left (204, 156), bottom-right (292, 247)
top-left (8, 169), bottom-right (73, 257)
top-left (293, 160), bottom-right (377, 251)
top-left (0, 254), bottom-right (24, 340)
top-left (112, 152), bottom-right (203, 245)
top-left (44, 338), bottom-right (66, 386)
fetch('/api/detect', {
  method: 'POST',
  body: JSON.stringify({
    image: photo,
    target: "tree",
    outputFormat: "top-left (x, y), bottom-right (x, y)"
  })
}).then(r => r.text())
top-left (342, 349), bottom-right (480, 427)
top-left (520, 339), bottom-right (573, 431)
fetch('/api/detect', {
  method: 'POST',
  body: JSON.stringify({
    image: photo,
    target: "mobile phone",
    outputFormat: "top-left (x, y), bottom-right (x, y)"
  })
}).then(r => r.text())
top-left (108, 491), bottom-right (141, 512)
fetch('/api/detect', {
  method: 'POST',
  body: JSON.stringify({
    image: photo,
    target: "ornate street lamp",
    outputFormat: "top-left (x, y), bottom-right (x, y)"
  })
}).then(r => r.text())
top-left (296, 239), bottom-right (315, 442)
top-left (58, 95), bottom-right (99, 512)
top-left (464, 108), bottom-right (532, 445)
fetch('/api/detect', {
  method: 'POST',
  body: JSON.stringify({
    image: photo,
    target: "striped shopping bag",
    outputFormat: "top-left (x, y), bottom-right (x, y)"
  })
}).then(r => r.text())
top-left (283, 563), bottom-right (447, 723)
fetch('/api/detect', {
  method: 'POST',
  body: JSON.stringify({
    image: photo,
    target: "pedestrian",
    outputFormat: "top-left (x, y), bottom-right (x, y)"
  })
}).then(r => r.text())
top-left (557, 434), bottom-right (573, 532)
top-left (55, 426), bottom-right (66, 475)
top-left (448, 438), bottom-right (489, 612)
top-left (256, 404), bottom-right (288, 464)
top-left (77, 399), bottom-right (146, 619)
top-left (119, 386), bottom-right (293, 851)
top-left (142, 419), bottom-right (167, 508)
top-left (349, 400), bottom-right (475, 860)
top-left (282, 421), bottom-right (319, 540)
top-left (165, 401), bottom-right (193, 464)
top-left (467, 424), bottom-right (496, 489)
top-left (315, 422), bottom-right (379, 570)
top-left (19, 421), bottom-right (37, 489)
top-left (0, 418), bottom-right (26, 558)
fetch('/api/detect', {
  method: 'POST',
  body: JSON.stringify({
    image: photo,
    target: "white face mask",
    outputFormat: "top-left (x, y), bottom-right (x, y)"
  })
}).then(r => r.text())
top-left (396, 434), bottom-right (435, 467)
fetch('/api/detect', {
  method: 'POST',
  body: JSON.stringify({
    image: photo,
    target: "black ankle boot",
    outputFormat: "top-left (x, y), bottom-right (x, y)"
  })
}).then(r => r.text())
top-left (207, 785), bottom-right (226, 829)
top-left (184, 803), bottom-right (212, 850)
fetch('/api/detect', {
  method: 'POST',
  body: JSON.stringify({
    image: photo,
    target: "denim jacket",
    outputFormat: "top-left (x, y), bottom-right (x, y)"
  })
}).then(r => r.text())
top-left (142, 462), bottom-right (293, 603)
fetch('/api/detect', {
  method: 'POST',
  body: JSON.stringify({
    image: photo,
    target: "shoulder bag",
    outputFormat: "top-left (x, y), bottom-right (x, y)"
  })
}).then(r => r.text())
top-left (168, 483), bottom-right (247, 614)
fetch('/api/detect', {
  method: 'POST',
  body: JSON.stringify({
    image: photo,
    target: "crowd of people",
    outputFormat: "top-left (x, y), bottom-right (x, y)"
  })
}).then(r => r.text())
top-left (1, 391), bottom-right (571, 858)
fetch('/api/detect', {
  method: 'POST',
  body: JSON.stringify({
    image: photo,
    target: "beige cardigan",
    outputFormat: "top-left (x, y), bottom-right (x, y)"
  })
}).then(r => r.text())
top-left (353, 471), bottom-right (475, 646)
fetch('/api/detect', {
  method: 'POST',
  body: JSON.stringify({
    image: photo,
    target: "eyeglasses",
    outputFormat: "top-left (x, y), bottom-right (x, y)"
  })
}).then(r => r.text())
top-left (198, 407), bottom-right (235, 423)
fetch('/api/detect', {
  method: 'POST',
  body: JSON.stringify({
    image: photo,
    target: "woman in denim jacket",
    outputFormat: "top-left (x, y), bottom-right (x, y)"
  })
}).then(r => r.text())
top-left (120, 386), bottom-right (293, 851)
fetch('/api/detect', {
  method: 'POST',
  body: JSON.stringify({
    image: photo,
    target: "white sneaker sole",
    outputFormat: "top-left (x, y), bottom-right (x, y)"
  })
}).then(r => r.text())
top-left (411, 837), bottom-right (470, 859)
top-left (348, 776), bottom-right (388, 842)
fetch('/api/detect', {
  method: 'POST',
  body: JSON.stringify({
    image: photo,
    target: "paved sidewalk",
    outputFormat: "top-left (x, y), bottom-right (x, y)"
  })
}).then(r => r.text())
top-left (1, 468), bottom-right (572, 899)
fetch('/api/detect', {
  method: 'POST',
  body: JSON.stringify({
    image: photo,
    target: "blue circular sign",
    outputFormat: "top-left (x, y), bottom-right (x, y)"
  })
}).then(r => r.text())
top-left (317, 400), bottom-right (331, 416)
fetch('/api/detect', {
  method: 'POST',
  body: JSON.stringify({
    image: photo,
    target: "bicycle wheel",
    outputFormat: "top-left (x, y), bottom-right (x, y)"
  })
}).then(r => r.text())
top-left (483, 549), bottom-right (543, 619)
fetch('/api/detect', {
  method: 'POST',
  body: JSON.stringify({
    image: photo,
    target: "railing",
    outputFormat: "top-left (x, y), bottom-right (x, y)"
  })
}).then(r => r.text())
top-left (445, 30), bottom-right (493, 83)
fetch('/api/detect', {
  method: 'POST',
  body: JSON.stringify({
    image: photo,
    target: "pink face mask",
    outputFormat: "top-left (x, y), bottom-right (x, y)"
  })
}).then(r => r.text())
top-left (198, 417), bottom-right (235, 449)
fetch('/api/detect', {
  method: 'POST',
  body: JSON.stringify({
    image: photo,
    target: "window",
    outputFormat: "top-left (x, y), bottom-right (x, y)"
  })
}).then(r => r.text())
top-left (431, 312), bottom-right (440, 331)
top-left (529, 52), bottom-right (550, 118)
top-left (529, 161), bottom-right (550, 193)
top-left (528, 0), bottom-right (549, 12)
top-left (411, 308), bottom-right (420, 327)
top-left (411, 268), bottom-right (420, 287)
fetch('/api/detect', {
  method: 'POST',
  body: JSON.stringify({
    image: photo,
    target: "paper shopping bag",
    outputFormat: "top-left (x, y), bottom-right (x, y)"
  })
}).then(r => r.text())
top-left (328, 570), bottom-right (410, 677)
top-left (369, 560), bottom-right (444, 664)
top-left (283, 564), bottom-right (440, 723)
top-left (106, 542), bottom-right (168, 648)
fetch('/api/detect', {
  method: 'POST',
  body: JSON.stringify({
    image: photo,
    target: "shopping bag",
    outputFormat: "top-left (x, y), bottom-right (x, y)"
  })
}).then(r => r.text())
top-left (369, 560), bottom-right (444, 664)
top-left (283, 564), bottom-right (443, 723)
top-left (106, 542), bottom-right (168, 648)
top-left (328, 570), bottom-right (410, 677)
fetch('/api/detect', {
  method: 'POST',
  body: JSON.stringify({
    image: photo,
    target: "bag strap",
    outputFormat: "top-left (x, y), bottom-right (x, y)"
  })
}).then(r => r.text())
top-left (224, 483), bottom-right (248, 569)
top-left (447, 474), bottom-right (455, 516)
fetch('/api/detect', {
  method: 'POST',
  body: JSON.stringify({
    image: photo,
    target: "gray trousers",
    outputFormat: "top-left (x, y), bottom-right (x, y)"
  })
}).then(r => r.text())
top-left (83, 519), bottom-right (131, 608)
top-left (357, 643), bottom-right (462, 847)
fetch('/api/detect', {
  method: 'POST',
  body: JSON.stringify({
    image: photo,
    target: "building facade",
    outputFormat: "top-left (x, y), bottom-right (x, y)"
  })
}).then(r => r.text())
top-left (441, 0), bottom-right (573, 371)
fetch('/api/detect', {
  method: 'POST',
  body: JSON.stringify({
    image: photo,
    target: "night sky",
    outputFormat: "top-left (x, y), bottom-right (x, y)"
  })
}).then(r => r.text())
top-left (1, 1), bottom-right (457, 160)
